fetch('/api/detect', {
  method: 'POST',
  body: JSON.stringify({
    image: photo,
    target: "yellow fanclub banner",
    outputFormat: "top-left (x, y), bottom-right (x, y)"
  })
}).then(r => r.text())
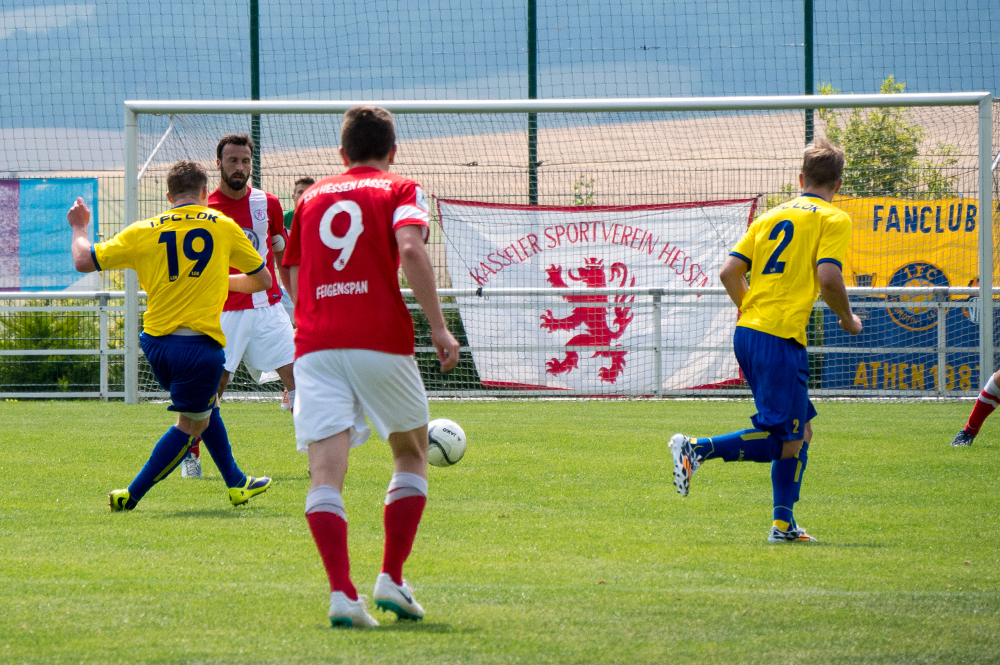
top-left (833, 196), bottom-right (992, 289)
top-left (820, 195), bottom-right (995, 394)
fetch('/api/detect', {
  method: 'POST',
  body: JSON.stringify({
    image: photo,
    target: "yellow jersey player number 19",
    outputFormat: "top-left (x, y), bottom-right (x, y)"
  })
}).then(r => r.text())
top-left (67, 160), bottom-right (275, 512)
top-left (667, 139), bottom-right (862, 544)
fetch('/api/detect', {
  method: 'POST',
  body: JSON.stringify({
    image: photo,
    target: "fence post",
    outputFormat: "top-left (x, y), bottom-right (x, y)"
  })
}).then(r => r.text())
top-left (937, 290), bottom-right (947, 396)
top-left (124, 107), bottom-right (140, 404)
top-left (978, 96), bottom-right (994, 385)
top-left (652, 291), bottom-right (662, 396)
top-left (526, 0), bottom-right (538, 204)
top-left (99, 294), bottom-right (108, 401)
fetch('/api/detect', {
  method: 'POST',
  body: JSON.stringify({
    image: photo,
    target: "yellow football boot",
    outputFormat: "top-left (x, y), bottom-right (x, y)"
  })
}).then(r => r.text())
top-left (228, 476), bottom-right (272, 506)
top-left (108, 489), bottom-right (135, 511)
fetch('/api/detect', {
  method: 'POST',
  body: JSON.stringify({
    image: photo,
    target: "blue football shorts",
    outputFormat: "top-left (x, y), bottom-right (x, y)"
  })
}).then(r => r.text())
top-left (140, 332), bottom-right (224, 417)
top-left (733, 326), bottom-right (817, 441)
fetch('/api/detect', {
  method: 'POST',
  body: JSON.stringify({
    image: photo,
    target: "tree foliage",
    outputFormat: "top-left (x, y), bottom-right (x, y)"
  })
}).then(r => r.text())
top-left (818, 76), bottom-right (958, 198)
top-left (572, 173), bottom-right (596, 206)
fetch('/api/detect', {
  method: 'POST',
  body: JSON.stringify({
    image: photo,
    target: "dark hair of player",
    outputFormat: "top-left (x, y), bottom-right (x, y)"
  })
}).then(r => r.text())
top-left (216, 133), bottom-right (255, 161)
top-left (801, 139), bottom-right (845, 188)
top-left (166, 160), bottom-right (208, 199)
top-left (341, 106), bottom-right (396, 162)
top-left (294, 176), bottom-right (316, 188)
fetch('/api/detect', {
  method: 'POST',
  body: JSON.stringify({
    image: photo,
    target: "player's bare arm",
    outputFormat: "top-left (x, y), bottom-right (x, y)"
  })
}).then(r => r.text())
top-left (719, 254), bottom-right (749, 309)
top-left (287, 265), bottom-right (298, 305)
top-left (396, 224), bottom-right (460, 372)
top-left (818, 262), bottom-right (862, 335)
top-left (67, 197), bottom-right (98, 273)
top-left (229, 266), bottom-right (272, 294)
top-left (273, 246), bottom-right (292, 290)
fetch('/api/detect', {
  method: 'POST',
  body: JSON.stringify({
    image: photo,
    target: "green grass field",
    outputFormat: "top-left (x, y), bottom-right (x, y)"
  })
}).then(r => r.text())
top-left (2, 399), bottom-right (999, 664)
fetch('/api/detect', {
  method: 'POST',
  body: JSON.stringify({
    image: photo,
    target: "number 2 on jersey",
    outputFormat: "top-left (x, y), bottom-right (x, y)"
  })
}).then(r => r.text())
top-left (158, 229), bottom-right (215, 281)
top-left (761, 220), bottom-right (794, 275)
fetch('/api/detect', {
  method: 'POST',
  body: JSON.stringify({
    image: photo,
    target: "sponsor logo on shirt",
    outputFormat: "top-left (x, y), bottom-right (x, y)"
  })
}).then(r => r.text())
top-left (303, 178), bottom-right (393, 202)
top-left (415, 186), bottom-right (428, 212)
top-left (316, 280), bottom-right (369, 299)
top-left (243, 228), bottom-right (260, 250)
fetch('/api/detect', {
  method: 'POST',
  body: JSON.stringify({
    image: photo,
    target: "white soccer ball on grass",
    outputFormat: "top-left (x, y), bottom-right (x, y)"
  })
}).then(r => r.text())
top-left (427, 418), bottom-right (467, 467)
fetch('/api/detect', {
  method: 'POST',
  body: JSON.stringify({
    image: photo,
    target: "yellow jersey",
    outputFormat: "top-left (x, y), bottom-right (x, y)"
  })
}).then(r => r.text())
top-left (730, 194), bottom-right (852, 346)
top-left (93, 204), bottom-right (265, 346)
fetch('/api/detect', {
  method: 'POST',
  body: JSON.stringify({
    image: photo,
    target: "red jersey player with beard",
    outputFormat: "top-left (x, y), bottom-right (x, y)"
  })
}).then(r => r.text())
top-left (283, 106), bottom-right (460, 627)
top-left (177, 134), bottom-right (297, 480)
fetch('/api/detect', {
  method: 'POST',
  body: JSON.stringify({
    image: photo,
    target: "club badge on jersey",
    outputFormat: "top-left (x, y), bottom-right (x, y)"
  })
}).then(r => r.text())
top-left (208, 187), bottom-right (287, 312)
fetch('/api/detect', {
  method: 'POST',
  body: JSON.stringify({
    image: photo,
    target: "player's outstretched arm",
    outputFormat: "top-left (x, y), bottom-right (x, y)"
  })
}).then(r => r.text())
top-left (229, 266), bottom-right (273, 294)
top-left (67, 197), bottom-right (97, 273)
top-left (818, 262), bottom-right (862, 335)
top-left (397, 225), bottom-right (460, 372)
top-left (719, 255), bottom-right (750, 309)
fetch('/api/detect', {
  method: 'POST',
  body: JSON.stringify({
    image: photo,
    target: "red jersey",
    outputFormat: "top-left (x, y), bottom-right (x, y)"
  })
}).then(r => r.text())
top-left (208, 187), bottom-right (287, 311)
top-left (282, 166), bottom-right (430, 357)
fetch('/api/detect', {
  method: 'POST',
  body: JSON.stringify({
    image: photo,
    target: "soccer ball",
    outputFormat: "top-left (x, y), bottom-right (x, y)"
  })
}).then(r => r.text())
top-left (427, 418), bottom-right (467, 467)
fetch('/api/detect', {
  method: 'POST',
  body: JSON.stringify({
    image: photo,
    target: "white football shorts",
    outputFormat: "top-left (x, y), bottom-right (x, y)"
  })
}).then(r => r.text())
top-left (220, 304), bottom-right (296, 375)
top-left (292, 349), bottom-right (430, 452)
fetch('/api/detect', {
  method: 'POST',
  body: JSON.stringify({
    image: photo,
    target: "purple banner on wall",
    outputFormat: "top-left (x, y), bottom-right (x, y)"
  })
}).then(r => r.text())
top-left (0, 180), bottom-right (18, 291)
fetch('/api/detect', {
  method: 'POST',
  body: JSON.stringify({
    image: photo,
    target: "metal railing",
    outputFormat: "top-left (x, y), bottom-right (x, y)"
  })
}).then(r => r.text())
top-left (1, 286), bottom-right (993, 399)
top-left (0, 291), bottom-right (127, 399)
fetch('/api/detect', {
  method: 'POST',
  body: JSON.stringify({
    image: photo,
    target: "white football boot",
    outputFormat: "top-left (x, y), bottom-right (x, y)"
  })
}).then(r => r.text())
top-left (328, 592), bottom-right (379, 627)
top-left (768, 524), bottom-right (818, 543)
top-left (669, 433), bottom-right (700, 497)
top-left (180, 453), bottom-right (202, 479)
top-left (373, 572), bottom-right (425, 620)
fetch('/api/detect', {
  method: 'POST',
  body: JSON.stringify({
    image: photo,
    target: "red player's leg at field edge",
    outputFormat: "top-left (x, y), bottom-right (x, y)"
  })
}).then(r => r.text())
top-left (965, 371), bottom-right (1000, 436)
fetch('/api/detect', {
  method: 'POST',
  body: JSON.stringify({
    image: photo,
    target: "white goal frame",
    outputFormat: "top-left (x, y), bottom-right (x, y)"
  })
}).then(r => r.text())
top-left (122, 93), bottom-right (994, 404)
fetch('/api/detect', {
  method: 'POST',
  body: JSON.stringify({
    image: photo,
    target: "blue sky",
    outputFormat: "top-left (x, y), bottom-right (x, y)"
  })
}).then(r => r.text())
top-left (1, 0), bottom-right (998, 170)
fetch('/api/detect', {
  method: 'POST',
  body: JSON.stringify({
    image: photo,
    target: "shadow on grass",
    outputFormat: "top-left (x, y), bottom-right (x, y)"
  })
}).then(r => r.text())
top-left (376, 621), bottom-right (471, 633)
top-left (310, 621), bottom-right (473, 634)
top-left (149, 508), bottom-right (284, 519)
top-left (812, 542), bottom-right (885, 548)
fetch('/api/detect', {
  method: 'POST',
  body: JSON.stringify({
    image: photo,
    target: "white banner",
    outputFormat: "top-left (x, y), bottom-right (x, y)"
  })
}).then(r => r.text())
top-left (438, 199), bottom-right (756, 393)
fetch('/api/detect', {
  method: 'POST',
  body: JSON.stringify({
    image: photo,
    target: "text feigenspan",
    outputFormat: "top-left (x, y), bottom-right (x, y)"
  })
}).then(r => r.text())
top-left (316, 280), bottom-right (369, 299)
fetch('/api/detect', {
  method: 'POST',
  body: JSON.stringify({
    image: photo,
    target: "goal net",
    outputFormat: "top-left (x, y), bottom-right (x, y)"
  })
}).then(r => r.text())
top-left (123, 95), bottom-right (995, 400)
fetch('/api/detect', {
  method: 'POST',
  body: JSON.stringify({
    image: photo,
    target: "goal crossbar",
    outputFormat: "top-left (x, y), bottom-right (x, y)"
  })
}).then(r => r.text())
top-left (125, 93), bottom-right (991, 115)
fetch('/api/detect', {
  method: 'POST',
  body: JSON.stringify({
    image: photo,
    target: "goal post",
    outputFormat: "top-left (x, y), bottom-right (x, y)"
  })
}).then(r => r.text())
top-left (122, 93), bottom-right (994, 402)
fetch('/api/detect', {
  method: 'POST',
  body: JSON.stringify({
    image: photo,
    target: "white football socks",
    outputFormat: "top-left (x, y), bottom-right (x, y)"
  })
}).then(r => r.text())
top-left (384, 472), bottom-right (428, 505)
top-left (980, 375), bottom-right (1000, 405)
top-left (305, 484), bottom-right (347, 520)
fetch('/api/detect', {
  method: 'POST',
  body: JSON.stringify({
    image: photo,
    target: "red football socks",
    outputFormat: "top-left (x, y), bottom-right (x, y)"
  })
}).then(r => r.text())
top-left (189, 437), bottom-right (200, 458)
top-left (306, 511), bottom-right (357, 601)
top-left (381, 495), bottom-right (427, 586)
top-left (966, 393), bottom-right (999, 435)
top-left (966, 377), bottom-right (1000, 436)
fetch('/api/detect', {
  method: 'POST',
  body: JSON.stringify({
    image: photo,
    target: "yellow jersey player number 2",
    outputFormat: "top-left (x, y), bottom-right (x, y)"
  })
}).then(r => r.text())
top-left (667, 139), bottom-right (862, 544)
top-left (67, 160), bottom-right (275, 512)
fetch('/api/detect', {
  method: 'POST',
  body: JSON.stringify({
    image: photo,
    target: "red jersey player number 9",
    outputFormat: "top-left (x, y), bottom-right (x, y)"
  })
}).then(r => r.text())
top-left (319, 201), bottom-right (364, 271)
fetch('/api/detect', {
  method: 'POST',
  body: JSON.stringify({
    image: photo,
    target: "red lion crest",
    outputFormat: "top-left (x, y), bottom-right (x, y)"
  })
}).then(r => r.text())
top-left (540, 258), bottom-right (636, 383)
